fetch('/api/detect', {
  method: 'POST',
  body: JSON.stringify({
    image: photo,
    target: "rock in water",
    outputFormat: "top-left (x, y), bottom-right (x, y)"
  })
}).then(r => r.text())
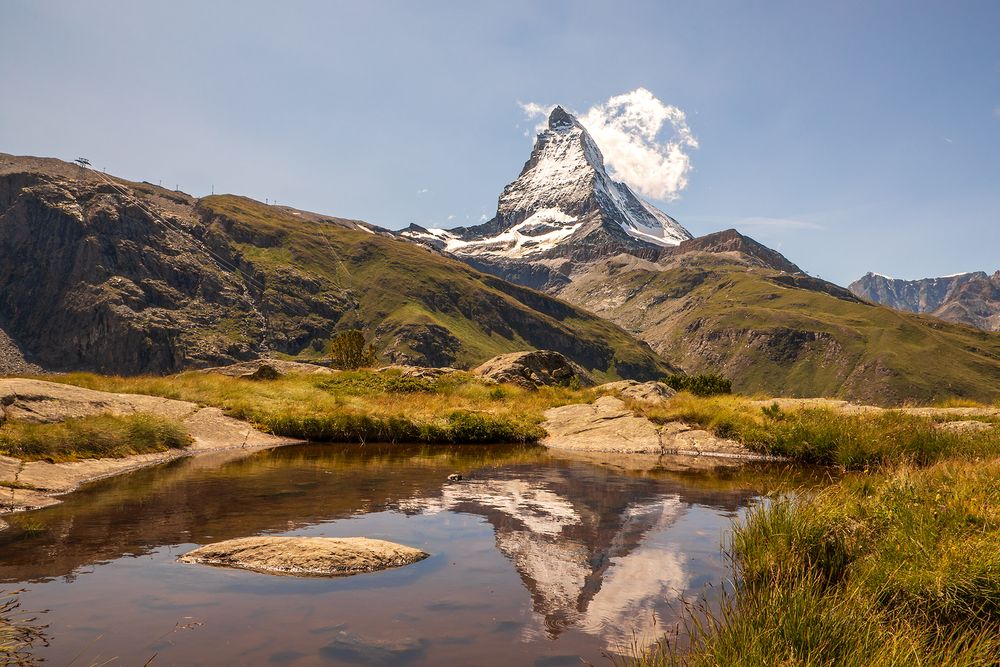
top-left (473, 350), bottom-right (595, 389)
top-left (179, 536), bottom-right (428, 576)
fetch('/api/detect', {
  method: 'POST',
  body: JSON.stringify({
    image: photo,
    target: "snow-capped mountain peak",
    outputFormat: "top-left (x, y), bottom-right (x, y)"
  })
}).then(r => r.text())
top-left (400, 106), bottom-right (692, 287)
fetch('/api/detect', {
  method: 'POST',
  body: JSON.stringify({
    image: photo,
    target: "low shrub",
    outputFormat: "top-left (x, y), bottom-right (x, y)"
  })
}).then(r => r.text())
top-left (662, 374), bottom-right (732, 397)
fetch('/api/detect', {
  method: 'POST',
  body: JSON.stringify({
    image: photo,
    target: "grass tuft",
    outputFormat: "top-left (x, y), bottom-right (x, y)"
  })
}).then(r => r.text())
top-left (0, 413), bottom-right (190, 462)
top-left (625, 458), bottom-right (1000, 666)
top-left (0, 590), bottom-right (48, 661)
top-left (642, 393), bottom-right (1000, 469)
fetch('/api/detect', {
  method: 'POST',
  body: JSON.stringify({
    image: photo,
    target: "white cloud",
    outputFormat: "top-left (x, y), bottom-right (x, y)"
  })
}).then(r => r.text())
top-left (416, 188), bottom-right (430, 195)
top-left (520, 88), bottom-right (698, 201)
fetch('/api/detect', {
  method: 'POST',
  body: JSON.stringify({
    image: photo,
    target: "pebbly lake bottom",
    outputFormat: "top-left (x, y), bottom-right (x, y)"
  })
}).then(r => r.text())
top-left (0, 443), bottom-right (812, 666)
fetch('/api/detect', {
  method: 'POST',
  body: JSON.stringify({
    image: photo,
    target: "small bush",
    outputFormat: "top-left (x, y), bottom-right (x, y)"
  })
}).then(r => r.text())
top-left (329, 330), bottom-right (377, 369)
top-left (663, 373), bottom-right (732, 397)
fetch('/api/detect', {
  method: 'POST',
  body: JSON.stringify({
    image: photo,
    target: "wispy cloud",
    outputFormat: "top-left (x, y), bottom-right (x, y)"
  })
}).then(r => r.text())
top-left (519, 88), bottom-right (698, 201)
top-left (416, 188), bottom-right (430, 195)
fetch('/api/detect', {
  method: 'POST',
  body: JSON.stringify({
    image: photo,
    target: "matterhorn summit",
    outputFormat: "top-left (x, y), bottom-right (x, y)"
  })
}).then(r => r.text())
top-left (402, 106), bottom-right (692, 289)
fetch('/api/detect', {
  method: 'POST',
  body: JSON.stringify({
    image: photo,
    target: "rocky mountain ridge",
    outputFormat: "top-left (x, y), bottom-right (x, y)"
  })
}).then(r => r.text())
top-left (0, 153), bottom-right (675, 378)
top-left (849, 271), bottom-right (1000, 332)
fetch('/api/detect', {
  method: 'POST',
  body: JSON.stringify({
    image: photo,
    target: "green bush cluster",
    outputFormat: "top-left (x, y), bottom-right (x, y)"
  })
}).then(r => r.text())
top-left (328, 330), bottom-right (377, 369)
top-left (662, 373), bottom-right (732, 397)
top-left (317, 371), bottom-right (439, 395)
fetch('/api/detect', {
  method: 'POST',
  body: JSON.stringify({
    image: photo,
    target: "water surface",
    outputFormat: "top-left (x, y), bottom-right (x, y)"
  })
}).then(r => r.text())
top-left (0, 444), bottom-right (794, 666)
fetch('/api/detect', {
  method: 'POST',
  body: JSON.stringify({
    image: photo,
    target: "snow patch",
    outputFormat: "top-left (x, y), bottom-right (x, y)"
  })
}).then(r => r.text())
top-left (439, 208), bottom-right (582, 258)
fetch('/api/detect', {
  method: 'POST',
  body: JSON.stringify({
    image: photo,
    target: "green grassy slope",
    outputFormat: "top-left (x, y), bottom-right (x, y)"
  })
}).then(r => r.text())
top-left (196, 195), bottom-right (674, 379)
top-left (561, 254), bottom-right (1000, 404)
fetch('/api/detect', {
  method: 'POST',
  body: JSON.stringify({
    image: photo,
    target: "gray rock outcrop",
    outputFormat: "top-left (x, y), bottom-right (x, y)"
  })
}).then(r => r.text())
top-left (473, 350), bottom-right (595, 389)
top-left (541, 396), bottom-right (765, 459)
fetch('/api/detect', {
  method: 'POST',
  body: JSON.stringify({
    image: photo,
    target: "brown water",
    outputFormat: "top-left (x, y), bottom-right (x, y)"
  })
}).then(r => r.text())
top-left (0, 444), bottom-right (795, 666)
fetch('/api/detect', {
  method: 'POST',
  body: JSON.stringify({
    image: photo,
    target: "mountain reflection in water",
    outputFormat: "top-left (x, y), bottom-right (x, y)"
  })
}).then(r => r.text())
top-left (0, 444), bottom-right (787, 666)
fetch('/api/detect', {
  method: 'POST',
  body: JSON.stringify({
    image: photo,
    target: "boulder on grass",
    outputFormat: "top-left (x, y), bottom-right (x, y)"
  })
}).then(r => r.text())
top-left (473, 350), bottom-right (595, 390)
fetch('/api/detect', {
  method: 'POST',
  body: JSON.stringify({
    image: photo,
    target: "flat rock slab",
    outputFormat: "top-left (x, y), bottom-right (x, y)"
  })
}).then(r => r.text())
top-left (183, 407), bottom-right (300, 451)
top-left (542, 396), bottom-right (766, 459)
top-left (0, 378), bottom-right (197, 423)
top-left (17, 450), bottom-right (185, 492)
top-left (179, 536), bottom-right (428, 576)
top-left (542, 396), bottom-right (663, 452)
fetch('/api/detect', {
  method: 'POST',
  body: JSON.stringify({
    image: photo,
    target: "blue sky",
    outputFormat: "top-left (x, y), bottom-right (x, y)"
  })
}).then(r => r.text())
top-left (2, 0), bottom-right (997, 285)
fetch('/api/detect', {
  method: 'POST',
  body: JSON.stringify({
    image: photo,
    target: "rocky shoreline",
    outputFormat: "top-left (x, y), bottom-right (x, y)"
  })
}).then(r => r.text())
top-left (0, 378), bottom-right (301, 513)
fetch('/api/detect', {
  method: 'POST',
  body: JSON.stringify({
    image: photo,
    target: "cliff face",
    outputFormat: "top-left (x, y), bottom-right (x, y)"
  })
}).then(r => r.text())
top-left (0, 160), bottom-right (264, 374)
top-left (0, 154), bottom-right (675, 378)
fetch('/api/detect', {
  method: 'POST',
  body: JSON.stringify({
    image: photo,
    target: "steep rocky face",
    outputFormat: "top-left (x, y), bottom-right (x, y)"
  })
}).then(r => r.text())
top-left (0, 161), bottom-right (264, 374)
top-left (0, 153), bottom-right (676, 378)
top-left (849, 271), bottom-right (1000, 331)
top-left (400, 107), bottom-right (692, 290)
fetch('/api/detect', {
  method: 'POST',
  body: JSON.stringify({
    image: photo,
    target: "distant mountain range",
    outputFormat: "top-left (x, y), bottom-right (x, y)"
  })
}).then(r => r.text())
top-left (849, 271), bottom-right (1000, 332)
top-left (3, 106), bottom-right (1000, 403)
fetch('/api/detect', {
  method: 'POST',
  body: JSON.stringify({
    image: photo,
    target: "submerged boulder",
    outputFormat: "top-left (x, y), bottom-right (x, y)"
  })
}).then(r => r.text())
top-left (473, 350), bottom-right (595, 390)
top-left (179, 536), bottom-right (428, 576)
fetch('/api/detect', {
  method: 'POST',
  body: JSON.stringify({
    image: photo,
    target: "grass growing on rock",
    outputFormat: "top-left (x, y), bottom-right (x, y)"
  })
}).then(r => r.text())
top-left (49, 370), bottom-right (594, 444)
top-left (640, 393), bottom-right (1000, 469)
top-left (626, 458), bottom-right (1000, 666)
top-left (0, 414), bottom-right (190, 462)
